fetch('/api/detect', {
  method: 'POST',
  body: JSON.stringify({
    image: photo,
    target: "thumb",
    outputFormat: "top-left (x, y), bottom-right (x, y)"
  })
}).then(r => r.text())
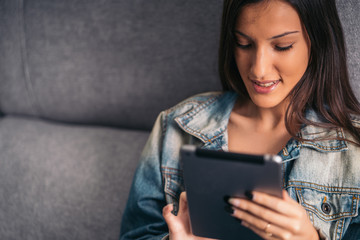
top-left (178, 192), bottom-right (188, 216)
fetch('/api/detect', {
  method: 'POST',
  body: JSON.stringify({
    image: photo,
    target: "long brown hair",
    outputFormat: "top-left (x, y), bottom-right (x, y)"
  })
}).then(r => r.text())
top-left (219, 0), bottom-right (360, 145)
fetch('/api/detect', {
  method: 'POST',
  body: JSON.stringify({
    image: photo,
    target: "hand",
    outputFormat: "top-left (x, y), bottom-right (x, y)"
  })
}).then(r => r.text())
top-left (162, 192), bottom-right (216, 240)
top-left (228, 190), bottom-right (319, 240)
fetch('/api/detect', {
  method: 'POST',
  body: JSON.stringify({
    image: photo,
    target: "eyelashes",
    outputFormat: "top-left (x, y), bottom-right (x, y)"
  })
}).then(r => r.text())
top-left (275, 44), bottom-right (294, 52)
top-left (235, 42), bottom-right (294, 52)
top-left (235, 42), bottom-right (252, 49)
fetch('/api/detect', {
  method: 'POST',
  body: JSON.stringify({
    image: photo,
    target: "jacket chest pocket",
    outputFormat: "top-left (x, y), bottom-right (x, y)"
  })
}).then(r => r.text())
top-left (295, 187), bottom-right (359, 240)
top-left (162, 167), bottom-right (185, 215)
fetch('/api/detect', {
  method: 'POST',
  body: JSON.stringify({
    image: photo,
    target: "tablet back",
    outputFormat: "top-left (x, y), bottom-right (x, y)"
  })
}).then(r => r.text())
top-left (181, 145), bottom-right (283, 240)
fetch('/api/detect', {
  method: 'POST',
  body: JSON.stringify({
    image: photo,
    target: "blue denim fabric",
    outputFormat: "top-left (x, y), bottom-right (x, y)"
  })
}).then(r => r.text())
top-left (120, 91), bottom-right (360, 240)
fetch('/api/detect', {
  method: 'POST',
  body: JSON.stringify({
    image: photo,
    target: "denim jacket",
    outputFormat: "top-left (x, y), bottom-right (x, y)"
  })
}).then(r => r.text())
top-left (120, 91), bottom-right (360, 240)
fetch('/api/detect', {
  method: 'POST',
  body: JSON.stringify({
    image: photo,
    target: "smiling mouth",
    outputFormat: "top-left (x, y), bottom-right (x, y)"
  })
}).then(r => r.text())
top-left (251, 80), bottom-right (281, 94)
top-left (253, 80), bottom-right (280, 87)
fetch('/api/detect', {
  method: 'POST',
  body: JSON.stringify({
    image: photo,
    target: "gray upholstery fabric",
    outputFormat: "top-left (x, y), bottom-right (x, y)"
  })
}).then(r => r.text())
top-left (336, 0), bottom-right (360, 96)
top-left (0, 0), bottom-right (223, 130)
top-left (0, 116), bottom-right (149, 240)
top-left (0, 0), bottom-right (358, 240)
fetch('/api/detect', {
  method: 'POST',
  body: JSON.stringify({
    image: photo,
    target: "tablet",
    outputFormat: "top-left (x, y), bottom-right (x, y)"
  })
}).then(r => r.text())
top-left (181, 145), bottom-right (283, 240)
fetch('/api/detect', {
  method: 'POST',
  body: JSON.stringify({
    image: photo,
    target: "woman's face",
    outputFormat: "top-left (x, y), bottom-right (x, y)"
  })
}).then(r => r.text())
top-left (234, 0), bottom-right (310, 109)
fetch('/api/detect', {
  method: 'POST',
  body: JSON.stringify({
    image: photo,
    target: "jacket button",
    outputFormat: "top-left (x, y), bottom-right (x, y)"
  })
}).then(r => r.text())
top-left (321, 203), bottom-right (331, 214)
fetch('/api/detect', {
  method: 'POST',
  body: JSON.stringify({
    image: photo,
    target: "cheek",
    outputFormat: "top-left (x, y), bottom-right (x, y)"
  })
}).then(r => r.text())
top-left (277, 49), bottom-right (309, 82)
top-left (234, 52), bottom-right (251, 77)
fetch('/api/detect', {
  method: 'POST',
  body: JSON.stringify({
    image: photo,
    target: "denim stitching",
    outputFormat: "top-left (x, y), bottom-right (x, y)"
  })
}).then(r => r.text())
top-left (180, 95), bottom-right (220, 121)
top-left (165, 100), bottom-right (201, 114)
top-left (162, 170), bottom-right (183, 176)
top-left (300, 127), bottom-right (348, 151)
top-left (292, 185), bottom-right (360, 194)
top-left (163, 174), bottom-right (180, 199)
top-left (335, 218), bottom-right (340, 240)
top-left (301, 141), bottom-right (348, 151)
top-left (307, 209), bottom-right (350, 222)
top-left (302, 206), bottom-right (356, 222)
top-left (165, 99), bottom-right (201, 135)
top-left (204, 128), bottom-right (227, 145)
top-left (162, 171), bottom-right (182, 176)
top-left (174, 95), bottom-right (222, 142)
top-left (175, 118), bottom-right (209, 142)
top-left (175, 118), bottom-right (227, 144)
top-left (161, 167), bottom-right (184, 199)
top-left (338, 218), bottom-right (345, 240)
top-left (161, 166), bottom-right (182, 171)
top-left (297, 188), bottom-right (357, 219)
top-left (164, 175), bottom-right (176, 198)
top-left (288, 181), bottom-right (360, 192)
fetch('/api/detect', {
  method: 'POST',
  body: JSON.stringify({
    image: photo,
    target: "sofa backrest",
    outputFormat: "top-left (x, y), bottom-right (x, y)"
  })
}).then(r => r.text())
top-left (337, 0), bottom-right (360, 96)
top-left (0, 1), bottom-right (359, 131)
top-left (0, 0), bottom-right (223, 131)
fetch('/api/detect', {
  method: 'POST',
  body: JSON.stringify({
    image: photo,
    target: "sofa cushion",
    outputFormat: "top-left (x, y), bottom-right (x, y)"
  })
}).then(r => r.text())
top-left (0, 116), bottom-right (149, 240)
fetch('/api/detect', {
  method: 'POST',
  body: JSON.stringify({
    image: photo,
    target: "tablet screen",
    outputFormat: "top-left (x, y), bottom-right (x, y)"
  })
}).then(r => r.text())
top-left (181, 145), bottom-right (283, 240)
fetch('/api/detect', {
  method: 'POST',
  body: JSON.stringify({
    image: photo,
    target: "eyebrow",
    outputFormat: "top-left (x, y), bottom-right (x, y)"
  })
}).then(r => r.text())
top-left (234, 30), bottom-right (300, 40)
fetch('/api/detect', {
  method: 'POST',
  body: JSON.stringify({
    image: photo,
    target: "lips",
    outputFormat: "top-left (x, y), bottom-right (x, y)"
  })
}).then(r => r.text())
top-left (251, 80), bottom-right (280, 94)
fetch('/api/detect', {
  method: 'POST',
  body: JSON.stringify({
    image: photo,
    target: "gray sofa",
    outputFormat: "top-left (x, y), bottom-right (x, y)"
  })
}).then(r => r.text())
top-left (0, 1), bottom-right (358, 240)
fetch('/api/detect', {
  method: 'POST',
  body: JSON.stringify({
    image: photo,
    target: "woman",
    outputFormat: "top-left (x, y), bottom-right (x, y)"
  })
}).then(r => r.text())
top-left (120, 0), bottom-right (360, 239)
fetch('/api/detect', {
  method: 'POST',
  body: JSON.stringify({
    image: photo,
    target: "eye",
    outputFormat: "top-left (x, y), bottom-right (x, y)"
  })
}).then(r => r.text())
top-left (275, 44), bottom-right (294, 52)
top-left (236, 42), bottom-right (252, 49)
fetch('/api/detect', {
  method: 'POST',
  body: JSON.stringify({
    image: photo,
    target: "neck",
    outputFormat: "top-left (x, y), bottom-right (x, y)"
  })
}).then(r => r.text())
top-left (234, 99), bottom-right (289, 132)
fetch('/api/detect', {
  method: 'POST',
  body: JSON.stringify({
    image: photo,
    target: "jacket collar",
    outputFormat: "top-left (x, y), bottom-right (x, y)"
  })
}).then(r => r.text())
top-left (175, 92), bottom-right (237, 150)
top-left (175, 91), bottom-right (348, 152)
top-left (299, 109), bottom-right (348, 152)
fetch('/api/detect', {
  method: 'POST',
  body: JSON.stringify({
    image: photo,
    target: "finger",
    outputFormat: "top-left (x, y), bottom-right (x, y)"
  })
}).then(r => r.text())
top-left (229, 198), bottom-right (290, 227)
top-left (232, 208), bottom-right (291, 239)
top-left (178, 192), bottom-right (188, 215)
top-left (241, 221), bottom-right (279, 240)
top-left (229, 197), bottom-right (306, 235)
top-left (177, 192), bottom-right (192, 232)
top-left (163, 202), bottom-right (192, 236)
top-left (250, 191), bottom-right (299, 217)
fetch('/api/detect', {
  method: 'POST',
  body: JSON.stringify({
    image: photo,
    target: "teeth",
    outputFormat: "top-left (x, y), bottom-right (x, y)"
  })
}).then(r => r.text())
top-left (256, 81), bottom-right (276, 87)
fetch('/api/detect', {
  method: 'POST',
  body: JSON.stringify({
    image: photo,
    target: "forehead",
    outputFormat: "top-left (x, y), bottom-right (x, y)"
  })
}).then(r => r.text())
top-left (236, 0), bottom-right (303, 33)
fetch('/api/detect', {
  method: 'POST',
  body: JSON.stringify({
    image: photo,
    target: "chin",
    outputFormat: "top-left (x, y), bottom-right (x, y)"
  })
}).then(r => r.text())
top-left (250, 97), bottom-right (286, 110)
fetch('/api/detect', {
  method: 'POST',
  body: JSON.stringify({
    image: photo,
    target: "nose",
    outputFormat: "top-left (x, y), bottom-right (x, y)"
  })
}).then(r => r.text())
top-left (249, 46), bottom-right (273, 81)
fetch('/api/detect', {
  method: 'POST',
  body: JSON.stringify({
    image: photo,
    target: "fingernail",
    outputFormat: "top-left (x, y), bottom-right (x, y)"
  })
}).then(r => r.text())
top-left (245, 191), bottom-right (253, 200)
top-left (228, 198), bottom-right (240, 206)
top-left (224, 205), bottom-right (234, 214)
top-left (223, 195), bottom-right (230, 203)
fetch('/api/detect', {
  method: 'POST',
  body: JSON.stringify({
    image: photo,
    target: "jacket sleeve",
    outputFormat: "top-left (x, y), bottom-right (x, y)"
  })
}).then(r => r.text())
top-left (120, 112), bottom-right (169, 240)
